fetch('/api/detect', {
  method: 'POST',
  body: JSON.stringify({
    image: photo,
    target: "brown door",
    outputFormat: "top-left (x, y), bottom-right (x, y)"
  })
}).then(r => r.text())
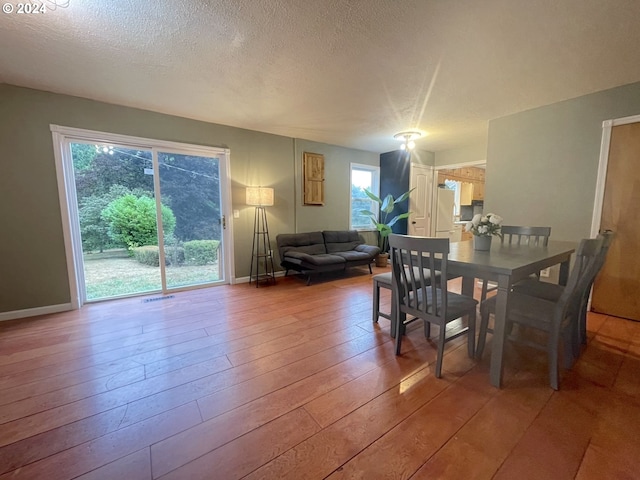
top-left (592, 121), bottom-right (640, 321)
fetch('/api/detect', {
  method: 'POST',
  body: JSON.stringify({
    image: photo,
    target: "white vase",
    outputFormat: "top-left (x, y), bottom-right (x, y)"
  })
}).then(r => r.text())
top-left (473, 235), bottom-right (492, 251)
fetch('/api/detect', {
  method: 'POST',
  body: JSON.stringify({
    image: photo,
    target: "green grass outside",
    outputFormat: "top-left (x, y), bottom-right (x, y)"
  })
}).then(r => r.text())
top-left (83, 249), bottom-right (220, 300)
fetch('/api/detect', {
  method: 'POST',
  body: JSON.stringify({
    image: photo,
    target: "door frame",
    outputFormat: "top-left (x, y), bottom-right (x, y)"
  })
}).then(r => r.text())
top-left (408, 162), bottom-right (434, 236)
top-left (51, 125), bottom-right (235, 309)
top-left (590, 113), bottom-right (640, 237)
top-left (588, 113), bottom-right (640, 311)
top-left (431, 160), bottom-right (486, 235)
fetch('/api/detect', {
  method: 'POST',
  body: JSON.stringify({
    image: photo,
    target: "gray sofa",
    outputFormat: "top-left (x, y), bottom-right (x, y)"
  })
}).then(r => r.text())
top-left (276, 230), bottom-right (380, 285)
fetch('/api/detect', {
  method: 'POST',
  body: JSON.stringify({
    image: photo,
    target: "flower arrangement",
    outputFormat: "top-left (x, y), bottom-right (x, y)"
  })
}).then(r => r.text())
top-left (465, 213), bottom-right (503, 238)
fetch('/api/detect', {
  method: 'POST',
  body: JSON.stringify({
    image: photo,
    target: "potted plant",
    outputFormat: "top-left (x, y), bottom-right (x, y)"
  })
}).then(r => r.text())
top-left (361, 188), bottom-right (414, 266)
top-left (464, 212), bottom-right (503, 250)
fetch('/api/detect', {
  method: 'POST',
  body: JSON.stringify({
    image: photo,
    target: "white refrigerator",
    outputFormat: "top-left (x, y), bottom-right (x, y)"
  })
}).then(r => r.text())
top-left (435, 188), bottom-right (461, 242)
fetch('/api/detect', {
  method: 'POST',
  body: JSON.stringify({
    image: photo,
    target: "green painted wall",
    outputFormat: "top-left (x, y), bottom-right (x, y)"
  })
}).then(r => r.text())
top-left (435, 141), bottom-right (487, 167)
top-left (0, 84), bottom-right (377, 314)
top-left (293, 139), bottom-right (379, 232)
top-left (485, 81), bottom-right (640, 242)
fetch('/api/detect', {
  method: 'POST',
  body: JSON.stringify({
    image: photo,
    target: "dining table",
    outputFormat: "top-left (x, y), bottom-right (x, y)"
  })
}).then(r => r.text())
top-left (447, 239), bottom-right (576, 388)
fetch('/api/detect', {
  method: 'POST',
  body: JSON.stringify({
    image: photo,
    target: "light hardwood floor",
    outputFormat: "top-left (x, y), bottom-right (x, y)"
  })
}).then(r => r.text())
top-left (1, 267), bottom-right (639, 479)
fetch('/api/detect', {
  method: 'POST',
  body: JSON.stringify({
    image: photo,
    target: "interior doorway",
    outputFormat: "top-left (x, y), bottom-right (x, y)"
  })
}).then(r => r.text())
top-left (408, 163), bottom-right (433, 236)
top-left (52, 126), bottom-right (234, 307)
top-left (591, 115), bottom-right (640, 321)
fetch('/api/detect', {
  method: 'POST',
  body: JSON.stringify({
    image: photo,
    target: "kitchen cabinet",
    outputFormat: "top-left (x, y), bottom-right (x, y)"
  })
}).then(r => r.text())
top-left (460, 182), bottom-right (474, 205)
top-left (452, 224), bottom-right (463, 242)
top-left (439, 166), bottom-right (486, 202)
top-left (472, 182), bottom-right (484, 200)
top-left (456, 221), bottom-right (472, 241)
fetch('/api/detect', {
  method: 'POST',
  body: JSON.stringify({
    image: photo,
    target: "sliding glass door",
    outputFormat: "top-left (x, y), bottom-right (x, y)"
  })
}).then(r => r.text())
top-left (157, 151), bottom-right (224, 290)
top-left (71, 142), bottom-right (161, 300)
top-left (53, 126), bottom-right (233, 306)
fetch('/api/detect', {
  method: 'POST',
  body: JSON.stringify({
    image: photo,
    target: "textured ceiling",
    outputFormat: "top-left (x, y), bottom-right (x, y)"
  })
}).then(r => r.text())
top-left (2, 0), bottom-right (640, 153)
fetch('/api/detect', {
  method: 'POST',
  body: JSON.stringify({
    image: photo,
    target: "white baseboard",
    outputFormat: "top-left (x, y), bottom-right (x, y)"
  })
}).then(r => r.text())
top-left (236, 271), bottom-right (286, 284)
top-left (0, 303), bottom-right (74, 322)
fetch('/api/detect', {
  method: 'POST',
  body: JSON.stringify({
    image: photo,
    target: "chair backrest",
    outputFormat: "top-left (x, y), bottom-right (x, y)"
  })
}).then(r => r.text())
top-left (556, 237), bottom-right (603, 320)
top-left (389, 234), bottom-right (449, 321)
top-left (500, 226), bottom-right (551, 246)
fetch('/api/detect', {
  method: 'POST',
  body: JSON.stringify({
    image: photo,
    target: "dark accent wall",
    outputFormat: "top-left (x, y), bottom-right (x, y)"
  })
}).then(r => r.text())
top-left (379, 150), bottom-right (412, 236)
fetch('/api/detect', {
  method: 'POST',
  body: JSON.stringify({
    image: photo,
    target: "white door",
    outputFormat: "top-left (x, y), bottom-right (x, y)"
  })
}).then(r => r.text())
top-left (408, 163), bottom-right (433, 236)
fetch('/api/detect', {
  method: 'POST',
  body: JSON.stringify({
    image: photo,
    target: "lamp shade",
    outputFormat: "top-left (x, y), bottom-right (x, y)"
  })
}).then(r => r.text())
top-left (246, 186), bottom-right (274, 206)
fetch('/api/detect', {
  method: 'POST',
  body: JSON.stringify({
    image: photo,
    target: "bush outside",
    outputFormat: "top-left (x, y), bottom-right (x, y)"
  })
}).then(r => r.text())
top-left (101, 194), bottom-right (176, 251)
top-left (133, 245), bottom-right (186, 267)
top-left (184, 240), bottom-right (220, 265)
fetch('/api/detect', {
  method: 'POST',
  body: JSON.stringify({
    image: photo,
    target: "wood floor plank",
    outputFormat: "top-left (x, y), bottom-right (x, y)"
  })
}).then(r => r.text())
top-left (612, 327), bottom-right (640, 398)
top-left (324, 366), bottom-right (498, 479)
top-left (150, 332), bottom-right (391, 477)
top-left (0, 361), bottom-right (146, 406)
top-left (74, 448), bottom-right (152, 480)
top-left (0, 312), bottom-right (372, 430)
top-left (0, 402), bottom-right (201, 480)
top-left (574, 392), bottom-right (640, 480)
top-left (0, 273), bottom-right (638, 480)
top-left (0, 353), bottom-right (228, 447)
top-left (0, 328), bottom-right (209, 378)
top-left (0, 405), bottom-right (129, 476)
top-left (157, 408), bottom-right (321, 480)
top-left (240, 360), bottom-right (456, 480)
top-left (303, 341), bottom-right (438, 428)
top-left (413, 371), bottom-right (554, 479)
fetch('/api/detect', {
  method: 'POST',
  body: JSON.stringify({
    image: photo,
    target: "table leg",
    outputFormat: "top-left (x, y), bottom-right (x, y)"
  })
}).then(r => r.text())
top-left (559, 258), bottom-right (571, 286)
top-left (461, 275), bottom-right (475, 298)
top-left (489, 274), bottom-right (510, 388)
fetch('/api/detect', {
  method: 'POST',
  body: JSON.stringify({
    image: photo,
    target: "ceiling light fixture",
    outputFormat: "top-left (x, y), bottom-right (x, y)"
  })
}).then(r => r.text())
top-left (394, 130), bottom-right (424, 151)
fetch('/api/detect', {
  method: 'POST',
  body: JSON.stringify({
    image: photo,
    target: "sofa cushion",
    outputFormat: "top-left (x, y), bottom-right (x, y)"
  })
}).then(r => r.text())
top-left (277, 232), bottom-right (327, 258)
top-left (283, 251), bottom-right (346, 267)
top-left (354, 244), bottom-right (381, 257)
top-left (323, 230), bottom-right (363, 253)
top-left (333, 250), bottom-right (374, 262)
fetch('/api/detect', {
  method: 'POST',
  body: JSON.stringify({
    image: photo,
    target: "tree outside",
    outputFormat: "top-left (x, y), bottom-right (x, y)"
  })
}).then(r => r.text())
top-left (71, 143), bottom-right (223, 299)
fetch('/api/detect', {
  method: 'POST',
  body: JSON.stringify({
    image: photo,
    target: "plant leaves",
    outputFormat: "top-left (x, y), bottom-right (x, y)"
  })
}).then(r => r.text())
top-left (380, 194), bottom-right (394, 213)
top-left (363, 189), bottom-right (382, 204)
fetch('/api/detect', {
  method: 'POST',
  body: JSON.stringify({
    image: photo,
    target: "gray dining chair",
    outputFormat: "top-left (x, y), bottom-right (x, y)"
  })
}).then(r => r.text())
top-left (372, 272), bottom-right (394, 324)
top-left (372, 267), bottom-right (439, 337)
top-left (389, 234), bottom-right (478, 378)
top-left (480, 225), bottom-right (552, 302)
top-left (476, 237), bottom-right (603, 390)
top-left (511, 230), bottom-right (614, 353)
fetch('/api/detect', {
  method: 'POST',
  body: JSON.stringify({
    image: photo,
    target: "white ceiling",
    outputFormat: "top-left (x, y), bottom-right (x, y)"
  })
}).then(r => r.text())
top-left (2, 0), bottom-right (640, 153)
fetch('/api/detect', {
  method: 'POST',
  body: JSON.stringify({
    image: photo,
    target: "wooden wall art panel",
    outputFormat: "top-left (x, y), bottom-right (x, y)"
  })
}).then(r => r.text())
top-left (303, 152), bottom-right (325, 205)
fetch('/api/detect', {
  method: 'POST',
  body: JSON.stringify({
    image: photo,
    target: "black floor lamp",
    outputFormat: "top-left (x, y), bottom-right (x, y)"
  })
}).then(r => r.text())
top-left (246, 186), bottom-right (276, 287)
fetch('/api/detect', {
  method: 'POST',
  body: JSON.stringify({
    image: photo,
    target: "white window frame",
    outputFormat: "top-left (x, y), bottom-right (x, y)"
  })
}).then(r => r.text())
top-left (349, 163), bottom-right (380, 231)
